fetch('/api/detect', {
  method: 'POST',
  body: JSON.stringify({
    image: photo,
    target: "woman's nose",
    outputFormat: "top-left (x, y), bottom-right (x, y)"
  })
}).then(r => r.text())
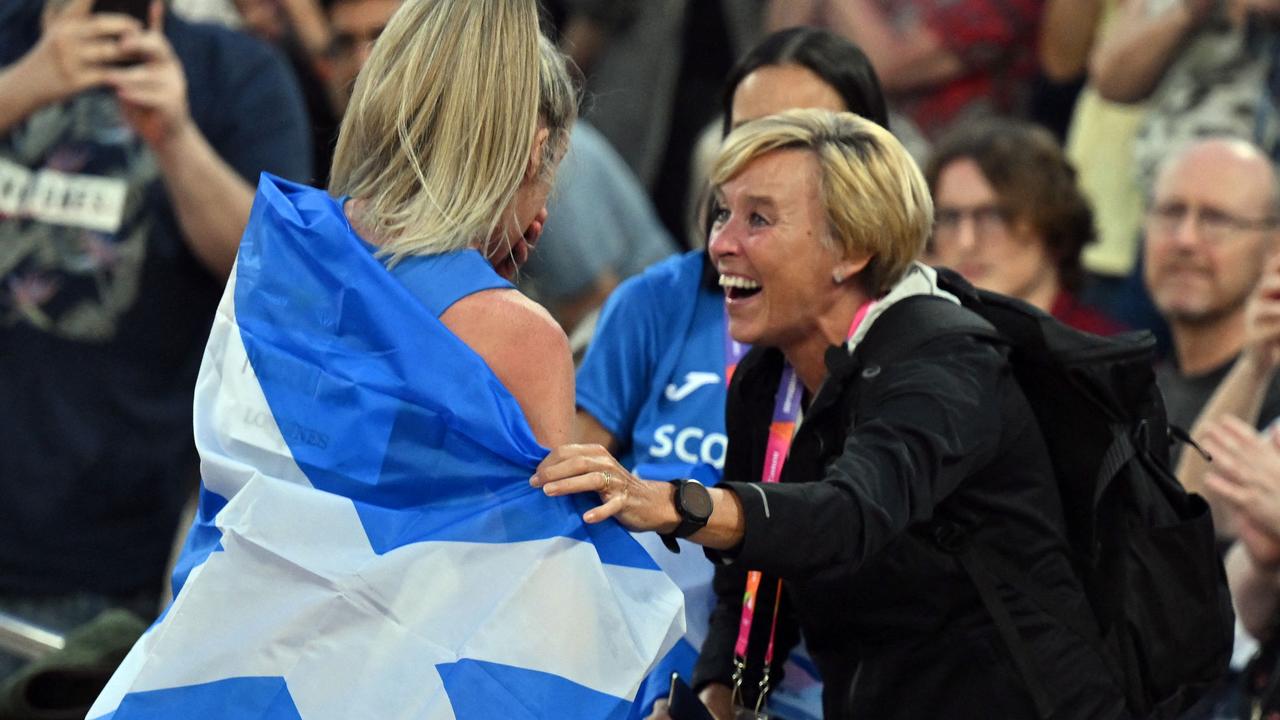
top-left (707, 222), bottom-right (738, 261)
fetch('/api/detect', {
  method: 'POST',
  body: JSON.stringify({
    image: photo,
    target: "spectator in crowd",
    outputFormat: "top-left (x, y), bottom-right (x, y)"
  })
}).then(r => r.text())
top-left (322, 0), bottom-right (398, 116)
top-left (0, 0), bottom-right (310, 681)
top-left (1052, 0), bottom-right (1157, 333)
top-left (1141, 139), bottom-right (1280, 536)
top-left (923, 118), bottom-right (1124, 335)
top-left (765, 0), bottom-right (1042, 141)
top-left (537, 108), bottom-right (1127, 720)
top-left (573, 26), bottom-right (891, 719)
top-left (553, 0), bottom-right (765, 239)
top-left (1091, 0), bottom-right (1280, 195)
top-left (232, 0), bottom-right (329, 56)
top-left (230, 0), bottom-right (338, 184)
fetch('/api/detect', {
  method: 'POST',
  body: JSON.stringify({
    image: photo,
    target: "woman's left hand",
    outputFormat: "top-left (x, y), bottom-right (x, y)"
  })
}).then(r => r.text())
top-left (532, 444), bottom-right (678, 532)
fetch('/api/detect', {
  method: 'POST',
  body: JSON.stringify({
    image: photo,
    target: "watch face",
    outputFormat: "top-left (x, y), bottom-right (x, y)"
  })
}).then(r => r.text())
top-left (680, 481), bottom-right (713, 522)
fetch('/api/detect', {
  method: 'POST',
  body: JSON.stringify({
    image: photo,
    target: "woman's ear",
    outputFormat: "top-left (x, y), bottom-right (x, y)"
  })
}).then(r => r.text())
top-left (526, 127), bottom-right (551, 181)
top-left (832, 252), bottom-right (873, 285)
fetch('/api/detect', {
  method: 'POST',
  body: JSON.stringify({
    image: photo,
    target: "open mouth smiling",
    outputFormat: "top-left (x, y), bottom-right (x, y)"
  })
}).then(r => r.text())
top-left (720, 273), bottom-right (762, 300)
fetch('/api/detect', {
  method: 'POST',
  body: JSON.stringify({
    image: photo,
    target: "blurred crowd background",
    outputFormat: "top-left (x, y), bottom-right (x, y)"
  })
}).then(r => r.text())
top-left (167, 0), bottom-right (1208, 342)
top-left (8, 0), bottom-right (1280, 717)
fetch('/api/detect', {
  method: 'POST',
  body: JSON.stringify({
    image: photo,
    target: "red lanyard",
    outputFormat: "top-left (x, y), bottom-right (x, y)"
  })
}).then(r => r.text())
top-left (725, 299), bottom-right (877, 709)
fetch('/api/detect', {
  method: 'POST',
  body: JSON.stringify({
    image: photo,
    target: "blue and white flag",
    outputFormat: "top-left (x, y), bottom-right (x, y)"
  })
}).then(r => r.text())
top-left (89, 176), bottom-right (685, 720)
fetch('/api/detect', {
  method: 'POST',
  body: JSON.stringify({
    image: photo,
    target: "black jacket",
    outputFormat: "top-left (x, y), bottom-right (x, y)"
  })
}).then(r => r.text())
top-left (691, 328), bottom-right (1128, 719)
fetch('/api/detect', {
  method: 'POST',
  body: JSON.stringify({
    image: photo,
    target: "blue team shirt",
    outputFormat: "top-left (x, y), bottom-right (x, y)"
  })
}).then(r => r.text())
top-left (577, 251), bottom-right (727, 482)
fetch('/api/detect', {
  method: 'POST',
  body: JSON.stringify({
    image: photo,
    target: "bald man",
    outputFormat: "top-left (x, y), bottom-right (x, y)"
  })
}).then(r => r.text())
top-left (1143, 138), bottom-right (1280, 537)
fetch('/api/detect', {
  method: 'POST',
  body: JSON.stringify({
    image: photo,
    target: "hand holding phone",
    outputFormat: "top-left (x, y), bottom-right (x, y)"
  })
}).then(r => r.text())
top-left (667, 674), bottom-right (716, 720)
top-left (10, 0), bottom-right (144, 110)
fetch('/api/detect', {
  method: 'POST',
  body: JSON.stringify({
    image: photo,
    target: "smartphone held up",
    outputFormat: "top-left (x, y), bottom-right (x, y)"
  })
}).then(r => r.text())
top-left (91, 0), bottom-right (149, 22)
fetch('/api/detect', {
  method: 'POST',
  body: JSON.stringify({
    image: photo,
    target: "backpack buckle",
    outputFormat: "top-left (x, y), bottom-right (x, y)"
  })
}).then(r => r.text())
top-left (930, 522), bottom-right (969, 554)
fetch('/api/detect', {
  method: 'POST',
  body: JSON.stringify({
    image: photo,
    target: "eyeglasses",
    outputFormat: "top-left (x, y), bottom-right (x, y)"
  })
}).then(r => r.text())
top-left (1145, 202), bottom-right (1278, 244)
top-left (932, 204), bottom-right (1011, 241)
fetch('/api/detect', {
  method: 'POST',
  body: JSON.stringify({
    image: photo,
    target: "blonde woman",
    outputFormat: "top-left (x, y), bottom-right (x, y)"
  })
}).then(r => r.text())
top-left (89, 1), bottom-right (686, 717)
top-left (535, 110), bottom-right (1127, 719)
top-left (329, 0), bottom-right (579, 446)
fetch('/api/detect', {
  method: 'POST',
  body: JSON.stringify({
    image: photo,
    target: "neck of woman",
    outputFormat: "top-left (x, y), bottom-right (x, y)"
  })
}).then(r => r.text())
top-left (782, 294), bottom-right (870, 395)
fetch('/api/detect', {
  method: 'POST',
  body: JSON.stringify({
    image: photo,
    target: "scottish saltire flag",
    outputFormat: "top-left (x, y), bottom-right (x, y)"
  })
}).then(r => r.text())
top-left (88, 176), bottom-right (685, 720)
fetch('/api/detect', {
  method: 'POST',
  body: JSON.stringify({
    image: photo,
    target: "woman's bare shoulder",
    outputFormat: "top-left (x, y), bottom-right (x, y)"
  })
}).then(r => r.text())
top-left (441, 288), bottom-right (574, 446)
top-left (443, 288), bottom-right (565, 353)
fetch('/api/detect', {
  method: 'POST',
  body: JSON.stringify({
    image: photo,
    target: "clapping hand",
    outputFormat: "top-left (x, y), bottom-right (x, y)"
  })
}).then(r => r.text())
top-left (1203, 416), bottom-right (1280, 567)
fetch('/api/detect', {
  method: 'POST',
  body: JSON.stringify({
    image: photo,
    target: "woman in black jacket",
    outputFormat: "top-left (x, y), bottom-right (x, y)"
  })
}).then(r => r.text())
top-left (533, 109), bottom-right (1127, 719)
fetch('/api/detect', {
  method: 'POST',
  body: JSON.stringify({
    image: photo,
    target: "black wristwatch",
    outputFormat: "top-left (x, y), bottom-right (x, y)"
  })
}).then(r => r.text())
top-left (661, 479), bottom-right (713, 553)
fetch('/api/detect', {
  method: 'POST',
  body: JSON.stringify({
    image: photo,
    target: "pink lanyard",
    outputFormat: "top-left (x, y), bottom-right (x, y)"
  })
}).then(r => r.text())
top-left (725, 299), bottom-right (877, 708)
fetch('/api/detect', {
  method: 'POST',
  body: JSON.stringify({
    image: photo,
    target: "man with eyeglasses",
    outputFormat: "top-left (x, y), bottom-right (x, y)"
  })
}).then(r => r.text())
top-left (1143, 137), bottom-right (1280, 542)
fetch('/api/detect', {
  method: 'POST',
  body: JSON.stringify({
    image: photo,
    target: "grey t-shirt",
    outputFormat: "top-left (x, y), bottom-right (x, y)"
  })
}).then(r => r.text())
top-left (1156, 355), bottom-right (1280, 462)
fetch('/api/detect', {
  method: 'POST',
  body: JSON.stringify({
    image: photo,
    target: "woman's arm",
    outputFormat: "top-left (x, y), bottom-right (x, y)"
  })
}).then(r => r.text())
top-left (531, 443), bottom-right (745, 544)
top-left (443, 289), bottom-right (574, 447)
top-left (1090, 0), bottom-right (1213, 103)
top-left (535, 336), bottom-right (1005, 578)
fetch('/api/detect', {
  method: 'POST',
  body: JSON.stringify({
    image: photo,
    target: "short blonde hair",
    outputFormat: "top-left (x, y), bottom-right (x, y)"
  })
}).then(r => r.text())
top-left (329, 0), bottom-right (577, 262)
top-left (711, 109), bottom-right (932, 295)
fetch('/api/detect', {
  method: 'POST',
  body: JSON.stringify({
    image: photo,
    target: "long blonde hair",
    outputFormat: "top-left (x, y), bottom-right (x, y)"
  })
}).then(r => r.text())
top-left (330, 0), bottom-right (575, 262)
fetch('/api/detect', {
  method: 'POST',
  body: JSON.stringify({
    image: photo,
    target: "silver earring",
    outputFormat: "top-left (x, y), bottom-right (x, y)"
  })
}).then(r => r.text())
top-left (833, 270), bottom-right (846, 284)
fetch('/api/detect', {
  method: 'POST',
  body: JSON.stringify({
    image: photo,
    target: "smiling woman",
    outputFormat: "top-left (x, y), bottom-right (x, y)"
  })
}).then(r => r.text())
top-left (538, 109), bottom-right (1130, 720)
top-left (707, 114), bottom-right (928, 391)
top-left (568, 27), bottom-right (895, 720)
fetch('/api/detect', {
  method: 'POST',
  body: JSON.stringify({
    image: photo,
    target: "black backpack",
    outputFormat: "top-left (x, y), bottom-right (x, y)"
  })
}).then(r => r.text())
top-left (853, 270), bottom-right (1234, 719)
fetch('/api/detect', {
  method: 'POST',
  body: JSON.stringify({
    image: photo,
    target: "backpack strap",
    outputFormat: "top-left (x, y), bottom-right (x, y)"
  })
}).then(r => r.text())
top-left (851, 295), bottom-right (1004, 370)
top-left (954, 544), bottom-right (1058, 720)
top-left (857, 296), bottom-right (1059, 719)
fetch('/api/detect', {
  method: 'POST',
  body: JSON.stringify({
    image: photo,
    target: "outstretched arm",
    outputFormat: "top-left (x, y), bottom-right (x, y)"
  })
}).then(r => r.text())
top-left (535, 337), bottom-right (1005, 579)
